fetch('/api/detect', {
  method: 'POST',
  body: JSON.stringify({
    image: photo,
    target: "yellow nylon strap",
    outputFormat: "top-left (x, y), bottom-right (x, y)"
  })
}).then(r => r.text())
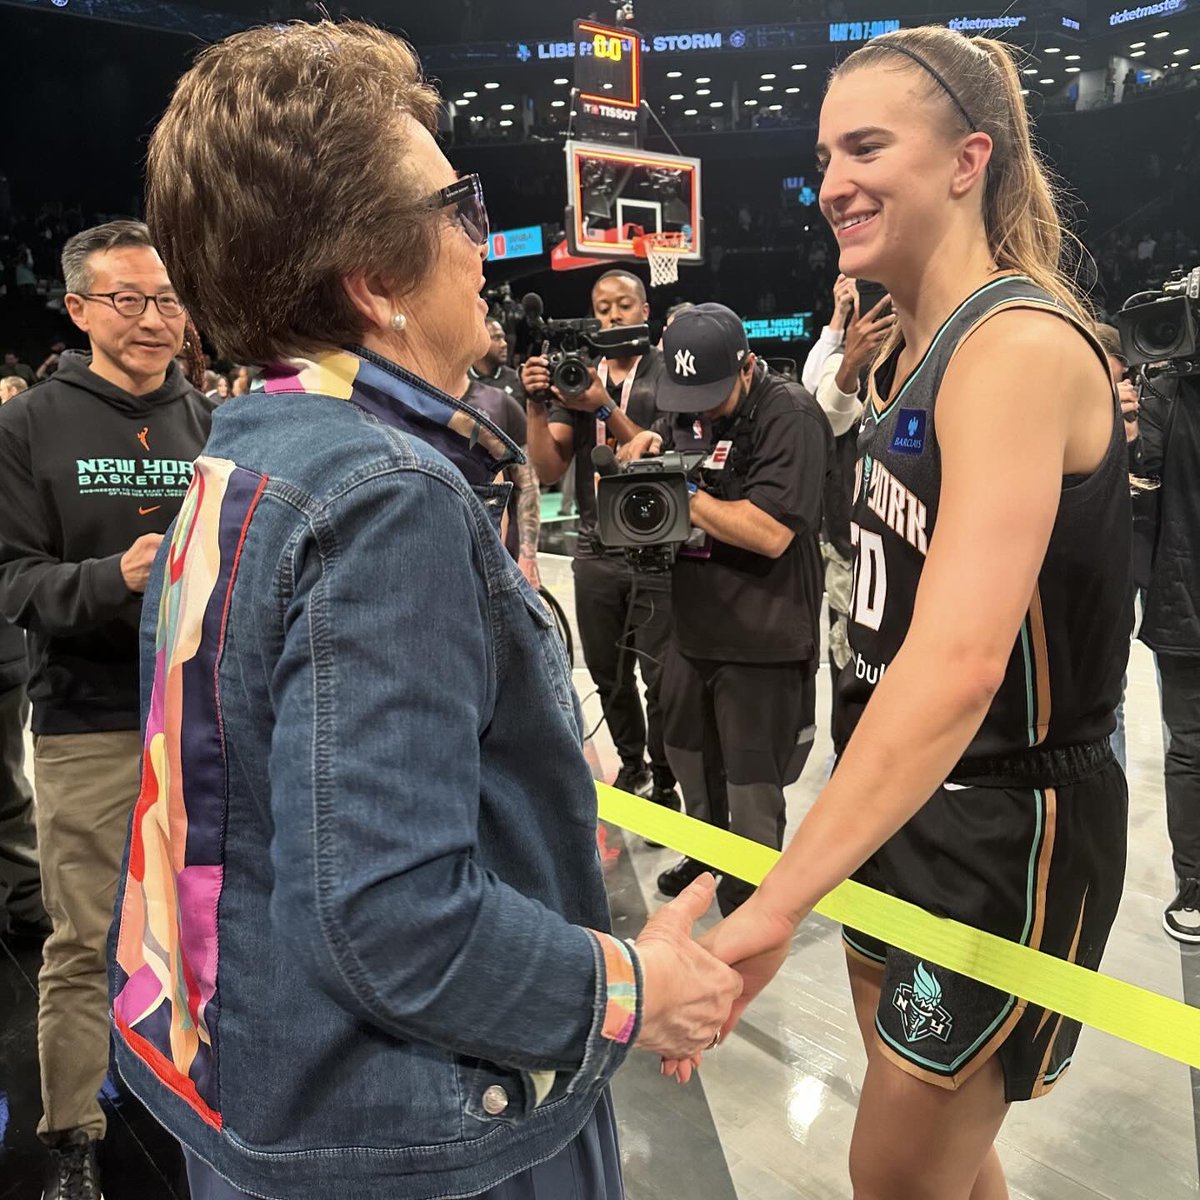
top-left (597, 783), bottom-right (1200, 1070)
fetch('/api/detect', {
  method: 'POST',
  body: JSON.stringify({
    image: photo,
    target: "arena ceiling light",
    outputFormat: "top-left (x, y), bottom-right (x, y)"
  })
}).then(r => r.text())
top-left (1066, 66), bottom-right (1081, 73)
top-left (1153, 30), bottom-right (1171, 38)
top-left (463, 90), bottom-right (478, 97)
top-left (1022, 67), bottom-right (1038, 74)
top-left (761, 73), bottom-right (777, 79)
top-left (696, 88), bottom-right (712, 95)
top-left (551, 99), bottom-right (566, 107)
top-left (554, 78), bottom-right (568, 85)
top-left (457, 98), bottom-right (470, 105)
top-left (500, 103), bottom-right (515, 110)
top-left (684, 107), bottom-right (698, 114)
top-left (485, 82), bottom-right (500, 89)
top-left (710, 100), bottom-right (723, 108)
top-left (786, 86), bottom-right (801, 93)
top-left (1130, 49), bottom-right (1146, 56)
top-left (744, 98), bottom-right (758, 105)
top-left (1130, 41), bottom-right (1146, 48)
top-left (499, 119), bottom-right (513, 126)
top-left (769, 104), bottom-right (783, 110)
top-left (1039, 77), bottom-right (1055, 84)
top-left (791, 63), bottom-right (807, 69)
top-left (1044, 47), bottom-right (1061, 53)
top-left (1065, 54), bottom-right (1080, 61)
top-left (696, 76), bottom-right (712, 83)
top-left (669, 93), bottom-right (685, 100)
top-left (1174, 48), bottom-right (1190, 54)
top-left (1192, 62), bottom-right (1200, 69)
top-left (760, 84), bottom-right (774, 91)
top-left (667, 70), bottom-right (682, 78)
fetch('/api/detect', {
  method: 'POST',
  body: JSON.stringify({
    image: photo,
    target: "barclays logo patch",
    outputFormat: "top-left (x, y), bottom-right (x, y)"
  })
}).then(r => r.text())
top-left (890, 408), bottom-right (927, 456)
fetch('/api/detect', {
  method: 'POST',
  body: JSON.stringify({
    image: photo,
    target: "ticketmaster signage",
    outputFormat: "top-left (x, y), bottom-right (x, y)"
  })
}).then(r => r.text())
top-left (946, 14), bottom-right (1028, 30)
top-left (1108, 0), bottom-right (1186, 22)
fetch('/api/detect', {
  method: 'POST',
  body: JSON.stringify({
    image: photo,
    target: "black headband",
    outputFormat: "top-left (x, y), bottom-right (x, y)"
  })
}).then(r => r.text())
top-left (879, 43), bottom-right (978, 132)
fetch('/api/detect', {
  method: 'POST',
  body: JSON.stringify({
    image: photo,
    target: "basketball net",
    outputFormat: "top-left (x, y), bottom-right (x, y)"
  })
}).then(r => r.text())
top-left (635, 232), bottom-right (686, 289)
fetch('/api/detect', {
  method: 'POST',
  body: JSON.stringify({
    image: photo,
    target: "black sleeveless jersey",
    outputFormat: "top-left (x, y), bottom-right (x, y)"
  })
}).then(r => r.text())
top-left (834, 275), bottom-right (1132, 759)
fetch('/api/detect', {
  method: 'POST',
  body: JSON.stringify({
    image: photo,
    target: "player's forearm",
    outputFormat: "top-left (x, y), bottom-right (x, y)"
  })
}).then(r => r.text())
top-left (756, 640), bottom-right (1001, 926)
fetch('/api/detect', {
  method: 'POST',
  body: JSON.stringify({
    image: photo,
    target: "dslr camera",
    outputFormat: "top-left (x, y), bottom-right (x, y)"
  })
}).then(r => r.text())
top-left (521, 294), bottom-right (651, 400)
top-left (1117, 266), bottom-right (1200, 376)
top-left (593, 446), bottom-right (707, 572)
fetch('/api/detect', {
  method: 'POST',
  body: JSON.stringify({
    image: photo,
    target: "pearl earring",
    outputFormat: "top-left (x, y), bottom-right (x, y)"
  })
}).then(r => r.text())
top-left (390, 312), bottom-right (407, 333)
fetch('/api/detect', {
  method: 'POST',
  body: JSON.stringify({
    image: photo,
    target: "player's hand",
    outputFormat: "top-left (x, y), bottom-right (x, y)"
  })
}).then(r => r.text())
top-left (829, 274), bottom-right (858, 333)
top-left (120, 533), bottom-right (164, 594)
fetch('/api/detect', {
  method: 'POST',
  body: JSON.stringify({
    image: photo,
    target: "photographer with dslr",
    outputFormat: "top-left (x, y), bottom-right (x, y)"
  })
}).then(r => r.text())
top-left (621, 304), bottom-right (832, 915)
top-left (523, 272), bottom-right (678, 808)
top-left (1118, 267), bottom-right (1200, 942)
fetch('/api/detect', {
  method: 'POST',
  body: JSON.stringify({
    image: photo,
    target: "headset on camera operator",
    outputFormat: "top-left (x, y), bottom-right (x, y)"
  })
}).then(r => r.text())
top-left (619, 304), bottom-right (833, 915)
top-left (522, 271), bottom-right (679, 808)
top-left (1117, 266), bottom-right (1200, 942)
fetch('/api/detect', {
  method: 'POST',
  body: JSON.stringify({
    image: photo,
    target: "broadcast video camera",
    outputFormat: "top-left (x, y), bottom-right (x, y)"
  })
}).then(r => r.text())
top-left (592, 445), bottom-right (707, 572)
top-left (1117, 266), bottom-right (1200, 376)
top-left (521, 293), bottom-right (651, 400)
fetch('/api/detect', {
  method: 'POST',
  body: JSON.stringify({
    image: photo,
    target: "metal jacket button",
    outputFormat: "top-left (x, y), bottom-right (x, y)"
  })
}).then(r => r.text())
top-left (482, 1085), bottom-right (509, 1115)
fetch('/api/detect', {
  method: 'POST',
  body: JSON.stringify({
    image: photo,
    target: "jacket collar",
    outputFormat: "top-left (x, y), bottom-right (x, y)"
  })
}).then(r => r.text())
top-left (262, 348), bottom-right (522, 485)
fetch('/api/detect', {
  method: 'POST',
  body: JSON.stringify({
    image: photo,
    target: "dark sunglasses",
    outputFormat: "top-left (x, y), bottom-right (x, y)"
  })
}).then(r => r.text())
top-left (424, 174), bottom-right (489, 246)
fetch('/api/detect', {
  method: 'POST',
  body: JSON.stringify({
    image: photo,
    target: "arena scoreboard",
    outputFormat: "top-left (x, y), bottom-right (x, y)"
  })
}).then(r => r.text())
top-left (573, 19), bottom-right (642, 113)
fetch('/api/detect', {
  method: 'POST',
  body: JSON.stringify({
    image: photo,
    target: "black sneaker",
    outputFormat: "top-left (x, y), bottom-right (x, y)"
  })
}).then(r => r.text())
top-left (42, 1129), bottom-right (103, 1200)
top-left (1163, 878), bottom-right (1200, 944)
top-left (612, 764), bottom-right (653, 798)
top-left (657, 857), bottom-right (717, 898)
top-left (643, 786), bottom-right (681, 848)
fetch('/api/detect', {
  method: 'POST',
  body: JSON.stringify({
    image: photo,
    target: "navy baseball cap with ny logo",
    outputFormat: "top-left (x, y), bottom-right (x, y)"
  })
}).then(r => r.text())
top-left (657, 302), bottom-right (751, 413)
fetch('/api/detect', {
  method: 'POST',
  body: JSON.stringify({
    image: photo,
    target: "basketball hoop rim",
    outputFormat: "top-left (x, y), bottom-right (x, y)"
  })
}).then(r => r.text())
top-left (633, 232), bottom-right (690, 258)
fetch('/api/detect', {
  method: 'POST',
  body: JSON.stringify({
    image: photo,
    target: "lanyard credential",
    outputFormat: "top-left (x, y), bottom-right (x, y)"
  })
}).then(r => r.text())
top-left (595, 357), bottom-right (642, 446)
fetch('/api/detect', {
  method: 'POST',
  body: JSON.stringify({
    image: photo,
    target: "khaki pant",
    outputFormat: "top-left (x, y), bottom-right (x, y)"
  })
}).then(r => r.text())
top-left (34, 729), bottom-right (141, 1139)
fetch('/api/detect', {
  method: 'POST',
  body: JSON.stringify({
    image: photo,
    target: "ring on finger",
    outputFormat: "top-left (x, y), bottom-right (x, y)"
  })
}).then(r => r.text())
top-left (706, 1030), bottom-right (721, 1051)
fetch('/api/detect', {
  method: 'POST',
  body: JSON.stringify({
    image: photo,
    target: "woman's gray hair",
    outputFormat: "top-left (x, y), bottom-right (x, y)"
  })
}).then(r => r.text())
top-left (61, 220), bottom-right (154, 295)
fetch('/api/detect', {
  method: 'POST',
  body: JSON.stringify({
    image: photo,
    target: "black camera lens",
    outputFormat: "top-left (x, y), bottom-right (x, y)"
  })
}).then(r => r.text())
top-left (553, 356), bottom-right (590, 399)
top-left (620, 486), bottom-right (670, 538)
top-left (1140, 315), bottom-right (1181, 356)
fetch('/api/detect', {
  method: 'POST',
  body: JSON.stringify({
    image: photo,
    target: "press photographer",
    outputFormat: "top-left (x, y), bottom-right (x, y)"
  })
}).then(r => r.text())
top-left (618, 304), bottom-right (833, 915)
top-left (522, 271), bottom-right (679, 809)
top-left (1119, 267), bottom-right (1200, 942)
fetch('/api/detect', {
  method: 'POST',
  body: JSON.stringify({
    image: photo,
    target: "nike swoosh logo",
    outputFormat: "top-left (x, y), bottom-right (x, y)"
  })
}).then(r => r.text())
top-left (943, 782), bottom-right (974, 792)
top-left (138, 506), bottom-right (162, 516)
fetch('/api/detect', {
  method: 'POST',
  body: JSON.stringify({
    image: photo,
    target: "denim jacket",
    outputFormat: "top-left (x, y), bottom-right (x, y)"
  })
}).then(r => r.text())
top-left (109, 348), bottom-right (643, 1200)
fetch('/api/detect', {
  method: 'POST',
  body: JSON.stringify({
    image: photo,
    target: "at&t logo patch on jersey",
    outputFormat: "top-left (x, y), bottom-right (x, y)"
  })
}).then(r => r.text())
top-left (890, 408), bottom-right (927, 456)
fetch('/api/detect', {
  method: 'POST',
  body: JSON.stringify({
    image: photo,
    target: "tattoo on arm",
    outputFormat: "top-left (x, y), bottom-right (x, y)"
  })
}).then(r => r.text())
top-left (512, 461), bottom-right (541, 559)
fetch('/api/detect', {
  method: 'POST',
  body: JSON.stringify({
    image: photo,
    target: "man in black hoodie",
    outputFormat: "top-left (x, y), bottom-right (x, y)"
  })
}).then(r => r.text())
top-left (0, 220), bottom-right (215, 1200)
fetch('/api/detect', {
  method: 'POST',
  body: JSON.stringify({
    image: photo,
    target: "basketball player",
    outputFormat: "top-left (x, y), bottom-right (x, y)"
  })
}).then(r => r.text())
top-left (683, 27), bottom-right (1131, 1199)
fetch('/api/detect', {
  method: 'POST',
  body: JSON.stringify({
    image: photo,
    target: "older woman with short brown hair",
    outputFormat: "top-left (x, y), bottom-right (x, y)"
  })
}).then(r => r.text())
top-left (108, 20), bottom-right (739, 1200)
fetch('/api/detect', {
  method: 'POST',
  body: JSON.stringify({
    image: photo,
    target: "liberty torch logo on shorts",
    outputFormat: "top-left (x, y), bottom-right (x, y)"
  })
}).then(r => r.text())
top-left (893, 962), bottom-right (954, 1043)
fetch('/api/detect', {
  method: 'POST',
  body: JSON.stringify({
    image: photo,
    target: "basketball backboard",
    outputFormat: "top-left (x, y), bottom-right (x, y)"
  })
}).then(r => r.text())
top-left (564, 140), bottom-right (703, 265)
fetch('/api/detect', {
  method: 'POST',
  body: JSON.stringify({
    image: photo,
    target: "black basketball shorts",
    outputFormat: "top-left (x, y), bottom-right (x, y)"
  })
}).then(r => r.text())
top-left (843, 759), bottom-right (1127, 1102)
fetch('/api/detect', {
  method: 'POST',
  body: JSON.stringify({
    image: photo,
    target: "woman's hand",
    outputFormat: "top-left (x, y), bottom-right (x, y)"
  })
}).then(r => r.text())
top-left (634, 874), bottom-right (744, 1061)
top-left (660, 893), bottom-right (799, 1082)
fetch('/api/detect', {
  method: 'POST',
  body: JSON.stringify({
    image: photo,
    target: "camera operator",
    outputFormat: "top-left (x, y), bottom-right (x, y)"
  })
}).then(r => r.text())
top-left (623, 304), bottom-right (833, 915)
top-left (522, 271), bottom-right (679, 807)
top-left (1122, 316), bottom-right (1200, 942)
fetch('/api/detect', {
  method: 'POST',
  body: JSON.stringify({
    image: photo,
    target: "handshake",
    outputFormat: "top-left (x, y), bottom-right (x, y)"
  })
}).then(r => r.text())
top-left (631, 873), bottom-right (796, 1084)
